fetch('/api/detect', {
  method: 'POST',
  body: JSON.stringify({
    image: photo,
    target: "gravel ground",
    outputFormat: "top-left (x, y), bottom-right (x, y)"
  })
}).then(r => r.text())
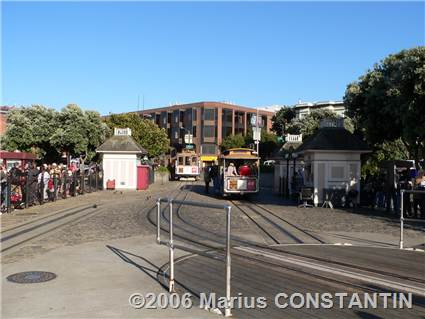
top-left (1, 182), bottom-right (183, 263)
top-left (254, 191), bottom-right (425, 239)
top-left (3, 181), bottom-right (424, 264)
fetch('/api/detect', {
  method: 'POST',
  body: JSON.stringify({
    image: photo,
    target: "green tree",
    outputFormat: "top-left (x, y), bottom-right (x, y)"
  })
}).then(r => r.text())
top-left (105, 113), bottom-right (169, 157)
top-left (287, 109), bottom-right (354, 139)
top-left (271, 106), bottom-right (296, 136)
top-left (220, 134), bottom-right (246, 151)
top-left (344, 46), bottom-right (425, 166)
top-left (2, 104), bottom-right (109, 163)
top-left (50, 104), bottom-right (109, 162)
top-left (1, 105), bottom-right (59, 159)
top-left (244, 128), bottom-right (279, 158)
top-left (361, 139), bottom-right (409, 177)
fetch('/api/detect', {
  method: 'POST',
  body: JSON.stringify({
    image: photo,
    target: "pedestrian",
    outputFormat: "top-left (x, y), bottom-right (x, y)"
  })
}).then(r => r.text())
top-left (0, 165), bottom-right (7, 212)
top-left (204, 165), bottom-right (211, 194)
top-left (27, 163), bottom-right (39, 206)
top-left (38, 165), bottom-right (50, 202)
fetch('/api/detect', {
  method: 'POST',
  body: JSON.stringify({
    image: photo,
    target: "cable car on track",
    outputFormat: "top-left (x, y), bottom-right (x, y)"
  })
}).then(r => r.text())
top-left (175, 150), bottom-right (200, 181)
top-left (219, 148), bottom-right (259, 195)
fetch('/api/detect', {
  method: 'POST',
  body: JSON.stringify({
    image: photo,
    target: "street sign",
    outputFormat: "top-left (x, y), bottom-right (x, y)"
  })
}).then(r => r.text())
top-left (184, 134), bottom-right (193, 144)
top-left (250, 115), bottom-right (257, 127)
top-left (253, 127), bottom-right (261, 141)
top-left (250, 115), bottom-right (264, 128)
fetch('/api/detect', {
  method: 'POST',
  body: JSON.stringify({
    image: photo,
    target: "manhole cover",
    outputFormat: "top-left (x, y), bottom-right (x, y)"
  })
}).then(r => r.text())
top-left (7, 271), bottom-right (57, 284)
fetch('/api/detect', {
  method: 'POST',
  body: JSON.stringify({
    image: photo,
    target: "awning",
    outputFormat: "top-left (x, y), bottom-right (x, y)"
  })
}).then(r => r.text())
top-left (201, 156), bottom-right (218, 161)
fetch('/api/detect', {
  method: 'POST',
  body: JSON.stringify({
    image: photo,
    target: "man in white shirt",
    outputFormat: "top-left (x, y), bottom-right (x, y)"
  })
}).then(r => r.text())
top-left (226, 163), bottom-right (238, 176)
top-left (38, 165), bottom-right (50, 200)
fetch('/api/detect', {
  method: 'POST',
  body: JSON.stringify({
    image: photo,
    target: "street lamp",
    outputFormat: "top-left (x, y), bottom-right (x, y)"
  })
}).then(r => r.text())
top-left (284, 146), bottom-right (296, 198)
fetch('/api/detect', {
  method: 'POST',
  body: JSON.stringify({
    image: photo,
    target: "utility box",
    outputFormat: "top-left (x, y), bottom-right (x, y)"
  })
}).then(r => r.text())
top-left (137, 165), bottom-right (150, 190)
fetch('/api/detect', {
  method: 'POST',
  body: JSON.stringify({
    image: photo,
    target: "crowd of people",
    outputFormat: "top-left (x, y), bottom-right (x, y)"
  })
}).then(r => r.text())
top-left (0, 161), bottom-right (102, 213)
top-left (362, 168), bottom-right (425, 217)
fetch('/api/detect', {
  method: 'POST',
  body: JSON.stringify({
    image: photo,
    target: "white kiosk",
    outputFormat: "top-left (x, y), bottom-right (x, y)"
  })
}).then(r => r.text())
top-left (96, 128), bottom-right (147, 190)
top-left (296, 119), bottom-right (371, 206)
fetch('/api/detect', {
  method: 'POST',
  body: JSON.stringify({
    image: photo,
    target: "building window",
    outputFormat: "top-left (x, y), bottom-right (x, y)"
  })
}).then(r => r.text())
top-left (193, 126), bottom-right (197, 137)
top-left (204, 108), bottom-right (216, 121)
top-left (193, 109), bottom-right (197, 121)
top-left (180, 110), bottom-right (184, 123)
top-left (222, 126), bottom-right (232, 138)
top-left (261, 115), bottom-right (267, 128)
top-left (331, 166), bottom-right (345, 179)
top-left (174, 131), bottom-right (178, 139)
top-left (167, 113), bottom-right (172, 124)
top-left (203, 125), bottom-right (216, 138)
top-left (167, 128), bottom-right (171, 138)
top-left (202, 144), bottom-right (216, 154)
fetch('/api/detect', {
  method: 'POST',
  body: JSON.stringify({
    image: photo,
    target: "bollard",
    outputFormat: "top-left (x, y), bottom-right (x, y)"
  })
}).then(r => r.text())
top-left (6, 179), bottom-right (12, 214)
top-left (25, 173), bottom-right (30, 208)
top-left (168, 199), bottom-right (175, 292)
top-left (53, 176), bottom-right (57, 201)
top-left (95, 170), bottom-right (99, 191)
top-left (156, 200), bottom-right (161, 244)
top-left (400, 190), bottom-right (404, 249)
top-left (89, 173), bottom-right (92, 193)
top-left (224, 205), bottom-right (232, 317)
top-left (63, 174), bottom-right (67, 199)
top-left (40, 178), bottom-right (44, 205)
top-left (73, 173), bottom-right (77, 196)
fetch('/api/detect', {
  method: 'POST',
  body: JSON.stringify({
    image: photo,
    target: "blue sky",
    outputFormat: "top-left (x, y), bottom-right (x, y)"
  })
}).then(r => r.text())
top-left (2, 1), bottom-right (424, 115)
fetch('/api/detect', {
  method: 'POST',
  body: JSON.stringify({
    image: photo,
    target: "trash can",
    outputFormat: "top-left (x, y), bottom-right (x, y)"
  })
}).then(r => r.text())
top-left (137, 165), bottom-right (149, 190)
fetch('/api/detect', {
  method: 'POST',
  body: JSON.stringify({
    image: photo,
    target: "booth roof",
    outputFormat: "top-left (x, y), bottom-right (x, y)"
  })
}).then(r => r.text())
top-left (96, 135), bottom-right (147, 154)
top-left (296, 127), bottom-right (371, 153)
top-left (0, 151), bottom-right (37, 160)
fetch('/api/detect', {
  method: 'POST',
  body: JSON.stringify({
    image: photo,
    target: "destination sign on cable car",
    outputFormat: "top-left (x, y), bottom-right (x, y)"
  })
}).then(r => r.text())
top-left (185, 144), bottom-right (194, 150)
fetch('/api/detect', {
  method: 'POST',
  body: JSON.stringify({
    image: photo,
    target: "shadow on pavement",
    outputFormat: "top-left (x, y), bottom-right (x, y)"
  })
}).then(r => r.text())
top-left (106, 245), bottom-right (165, 283)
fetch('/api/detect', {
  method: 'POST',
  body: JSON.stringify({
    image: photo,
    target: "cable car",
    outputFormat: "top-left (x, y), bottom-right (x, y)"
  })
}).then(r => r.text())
top-left (219, 148), bottom-right (260, 195)
top-left (175, 150), bottom-right (200, 181)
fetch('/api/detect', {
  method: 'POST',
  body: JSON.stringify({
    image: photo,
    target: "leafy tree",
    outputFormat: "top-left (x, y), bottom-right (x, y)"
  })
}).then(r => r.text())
top-left (2, 105), bottom-right (59, 159)
top-left (287, 109), bottom-right (354, 139)
top-left (105, 113), bottom-right (169, 157)
top-left (50, 104), bottom-right (109, 162)
top-left (220, 134), bottom-right (245, 151)
top-left (2, 104), bottom-right (109, 163)
top-left (244, 128), bottom-right (279, 158)
top-left (361, 139), bottom-right (409, 177)
top-left (271, 106), bottom-right (296, 136)
top-left (344, 47), bottom-right (425, 166)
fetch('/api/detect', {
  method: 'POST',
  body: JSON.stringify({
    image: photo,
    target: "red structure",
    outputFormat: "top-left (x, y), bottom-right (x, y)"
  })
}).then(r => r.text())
top-left (0, 151), bottom-right (37, 169)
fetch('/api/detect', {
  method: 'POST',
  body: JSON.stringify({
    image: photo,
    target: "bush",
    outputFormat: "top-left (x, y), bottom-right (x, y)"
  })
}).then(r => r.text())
top-left (157, 166), bottom-right (169, 174)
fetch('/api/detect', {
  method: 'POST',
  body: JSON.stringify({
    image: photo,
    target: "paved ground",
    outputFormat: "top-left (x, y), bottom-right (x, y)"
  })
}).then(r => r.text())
top-left (1, 180), bottom-right (424, 318)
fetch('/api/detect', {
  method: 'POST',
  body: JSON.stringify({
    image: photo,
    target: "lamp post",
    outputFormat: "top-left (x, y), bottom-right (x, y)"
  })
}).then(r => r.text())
top-left (284, 146), bottom-right (295, 198)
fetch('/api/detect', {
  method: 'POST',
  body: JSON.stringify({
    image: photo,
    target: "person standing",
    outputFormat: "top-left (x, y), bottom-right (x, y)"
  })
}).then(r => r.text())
top-left (204, 165), bottom-right (211, 194)
top-left (38, 165), bottom-right (50, 202)
top-left (27, 163), bottom-right (39, 206)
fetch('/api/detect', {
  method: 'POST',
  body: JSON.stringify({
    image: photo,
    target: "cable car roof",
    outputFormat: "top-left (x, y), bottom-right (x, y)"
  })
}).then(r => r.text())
top-left (221, 148), bottom-right (260, 160)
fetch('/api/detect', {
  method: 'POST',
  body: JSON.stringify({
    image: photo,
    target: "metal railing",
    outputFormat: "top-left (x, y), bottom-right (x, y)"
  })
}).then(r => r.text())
top-left (400, 189), bottom-right (425, 249)
top-left (156, 197), bottom-right (232, 317)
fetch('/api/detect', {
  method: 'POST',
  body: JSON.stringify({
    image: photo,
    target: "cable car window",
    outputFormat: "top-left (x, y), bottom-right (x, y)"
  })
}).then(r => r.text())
top-left (185, 157), bottom-right (190, 165)
top-left (192, 157), bottom-right (198, 165)
top-left (178, 157), bottom-right (183, 165)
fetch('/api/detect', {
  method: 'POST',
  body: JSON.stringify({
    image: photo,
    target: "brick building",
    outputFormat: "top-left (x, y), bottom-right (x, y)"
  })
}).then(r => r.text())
top-left (138, 101), bottom-right (274, 162)
top-left (0, 106), bottom-right (12, 136)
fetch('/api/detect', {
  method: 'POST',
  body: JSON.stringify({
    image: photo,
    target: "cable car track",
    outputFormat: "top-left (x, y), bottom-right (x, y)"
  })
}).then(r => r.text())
top-left (149, 185), bottom-right (425, 287)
